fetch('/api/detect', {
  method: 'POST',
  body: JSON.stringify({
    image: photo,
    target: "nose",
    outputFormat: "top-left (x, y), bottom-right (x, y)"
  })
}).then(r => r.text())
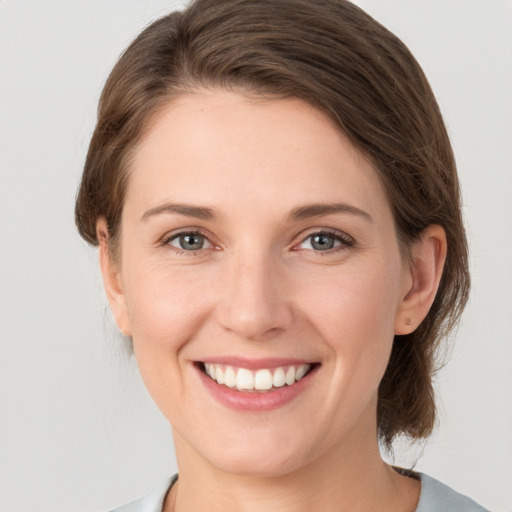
top-left (215, 250), bottom-right (294, 341)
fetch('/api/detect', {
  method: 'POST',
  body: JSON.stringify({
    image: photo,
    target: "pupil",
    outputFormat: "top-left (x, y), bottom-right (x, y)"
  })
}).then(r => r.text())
top-left (312, 234), bottom-right (334, 250)
top-left (180, 234), bottom-right (203, 250)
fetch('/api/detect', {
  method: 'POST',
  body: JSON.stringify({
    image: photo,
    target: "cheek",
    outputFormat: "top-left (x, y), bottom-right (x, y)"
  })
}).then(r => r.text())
top-left (122, 264), bottom-right (217, 418)
top-left (295, 257), bottom-right (403, 376)
top-left (301, 258), bottom-right (401, 330)
top-left (123, 262), bottom-right (215, 354)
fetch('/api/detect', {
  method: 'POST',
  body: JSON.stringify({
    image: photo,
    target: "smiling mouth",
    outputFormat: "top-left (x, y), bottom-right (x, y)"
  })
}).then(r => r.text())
top-left (198, 362), bottom-right (319, 392)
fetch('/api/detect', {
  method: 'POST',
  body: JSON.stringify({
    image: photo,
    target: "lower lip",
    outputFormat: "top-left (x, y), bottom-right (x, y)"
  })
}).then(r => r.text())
top-left (196, 364), bottom-right (318, 412)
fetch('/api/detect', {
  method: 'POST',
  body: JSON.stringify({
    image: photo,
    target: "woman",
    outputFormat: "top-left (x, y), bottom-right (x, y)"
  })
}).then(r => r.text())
top-left (75, 0), bottom-right (488, 510)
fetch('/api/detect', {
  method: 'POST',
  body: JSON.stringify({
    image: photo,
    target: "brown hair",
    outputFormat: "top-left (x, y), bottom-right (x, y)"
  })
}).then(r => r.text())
top-left (75, 0), bottom-right (470, 449)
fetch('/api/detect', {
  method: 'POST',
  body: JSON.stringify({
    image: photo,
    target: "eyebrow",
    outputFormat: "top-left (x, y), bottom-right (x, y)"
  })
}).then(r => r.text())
top-left (287, 202), bottom-right (373, 223)
top-left (141, 201), bottom-right (373, 223)
top-left (141, 202), bottom-right (217, 221)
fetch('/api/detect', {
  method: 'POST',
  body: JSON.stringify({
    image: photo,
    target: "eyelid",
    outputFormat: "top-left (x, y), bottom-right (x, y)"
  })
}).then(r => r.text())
top-left (168, 232), bottom-right (212, 250)
top-left (293, 228), bottom-right (355, 251)
top-left (160, 228), bottom-right (219, 252)
top-left (158, 226), bottom-right (354, 254)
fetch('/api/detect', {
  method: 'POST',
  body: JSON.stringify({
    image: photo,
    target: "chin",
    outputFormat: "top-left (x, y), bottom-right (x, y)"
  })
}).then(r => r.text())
top-left (199, 431), bottom-right (313, 478)
top-left (212, 453), bottom-right (304, 478)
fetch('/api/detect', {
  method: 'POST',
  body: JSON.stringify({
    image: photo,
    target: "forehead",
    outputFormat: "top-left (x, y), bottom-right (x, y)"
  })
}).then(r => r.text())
top-left (125, 90), bottom-right (391, 223)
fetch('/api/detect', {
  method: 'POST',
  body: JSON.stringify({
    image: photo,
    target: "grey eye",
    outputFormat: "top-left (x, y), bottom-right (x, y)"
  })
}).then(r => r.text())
top-left (310, 233), bottom-right (336, 250)
top-left (169, 233), bottom-right (211, 251)
top-left (299, 232), bottom-right (343, 251)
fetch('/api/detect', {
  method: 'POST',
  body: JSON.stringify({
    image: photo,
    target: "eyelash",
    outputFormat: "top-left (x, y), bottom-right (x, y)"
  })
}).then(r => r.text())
top-left (162, 230), bottom-right (214, 255)
top-left (161, 228), bottom-right (355, 256)
top-left (296, 229), bottom-right (355, 254)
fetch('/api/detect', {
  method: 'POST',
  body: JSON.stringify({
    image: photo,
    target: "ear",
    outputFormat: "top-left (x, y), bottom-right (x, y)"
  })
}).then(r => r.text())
top-left (96, 218), bottom-right (132, 337)
top-left (394, 225), bottom-right (447, 335)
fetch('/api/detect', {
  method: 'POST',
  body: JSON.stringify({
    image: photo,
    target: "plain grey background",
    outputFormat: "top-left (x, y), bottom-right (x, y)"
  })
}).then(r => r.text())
top-left (0, 1), bottom-right (511, 511)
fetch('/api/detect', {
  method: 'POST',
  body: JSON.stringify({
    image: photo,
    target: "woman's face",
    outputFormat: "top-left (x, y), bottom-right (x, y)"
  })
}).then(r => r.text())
top-left (107, 90), bottom-right (414, 476)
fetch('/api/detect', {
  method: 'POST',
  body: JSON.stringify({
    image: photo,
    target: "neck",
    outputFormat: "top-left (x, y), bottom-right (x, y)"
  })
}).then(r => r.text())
top-left (165, 417), bottom-right (420, 512)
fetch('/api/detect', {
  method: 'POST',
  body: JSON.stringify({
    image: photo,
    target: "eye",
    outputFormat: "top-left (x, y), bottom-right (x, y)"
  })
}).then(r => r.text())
top-left (167, 231), bottom-right (212, 251)
top-left (297, 230), bottom-right (353, 252)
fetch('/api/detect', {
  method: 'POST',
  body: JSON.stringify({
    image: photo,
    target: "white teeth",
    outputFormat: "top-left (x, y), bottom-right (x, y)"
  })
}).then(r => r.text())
top-left (272, 367), bottom-right (286, 388)
top-left (224, 366), bottom-right (236, 388)
top-left (254, 369), bottom-right (273, 390)
top-left (285, 366), bottom-right (296, 386)
top-left (236, 368), bottom-right (254, 390)
top-left (216, 367), bottom-right (225, 385)
top-left (204, 363), bottom-right (312, 392)
top-left (295, 364), bottom-right (309, 381)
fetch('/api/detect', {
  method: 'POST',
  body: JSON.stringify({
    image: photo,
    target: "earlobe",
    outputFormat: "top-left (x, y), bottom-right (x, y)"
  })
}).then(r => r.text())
top-left (395, 225), bottom-right (447, 335)
top-left (96, 218), bottom-right (132, 337)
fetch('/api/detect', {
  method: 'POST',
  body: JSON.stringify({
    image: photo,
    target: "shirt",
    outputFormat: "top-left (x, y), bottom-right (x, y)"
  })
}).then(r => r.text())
top-left (109, 472), bottom-right (490, 511)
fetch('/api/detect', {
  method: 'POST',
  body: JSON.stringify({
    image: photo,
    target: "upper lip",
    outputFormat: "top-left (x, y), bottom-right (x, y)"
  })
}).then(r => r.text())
top-left (197, 356), bottom-right (318, 370)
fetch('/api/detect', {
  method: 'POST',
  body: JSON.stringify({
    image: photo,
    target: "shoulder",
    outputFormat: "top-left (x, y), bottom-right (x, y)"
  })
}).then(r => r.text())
top-left (416, 473), bottom-right (490, 512)
top-left (108, 475), bottom-right (177, 512)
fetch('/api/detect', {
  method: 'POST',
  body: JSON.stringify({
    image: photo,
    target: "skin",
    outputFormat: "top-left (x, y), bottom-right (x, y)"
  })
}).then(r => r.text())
top-left (98, 90), bottom-right (446, 512)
